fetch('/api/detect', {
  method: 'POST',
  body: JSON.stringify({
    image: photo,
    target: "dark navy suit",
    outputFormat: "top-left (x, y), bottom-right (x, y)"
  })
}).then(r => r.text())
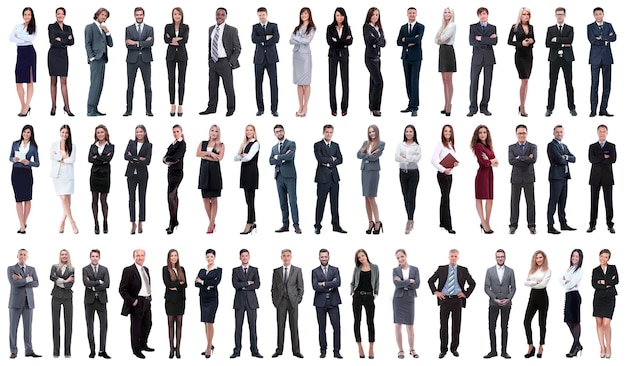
top-left (547, 139), bottom-right (576, 228)
top-left (314, 139), bottom-right (343, 230)
top-left (125, 22), bottom-right (154, 114)
top-left (588, 141), bottom-right (617, 228)
top-left (397, 22), bottom-right (424, 111)
top-left (231, 265), bottom-right (260, 354)
top-left (252, 22), bottom-right (279, 114)
top-left (312, 265), bottom-right (342, 353)
top-left (588, 21), bottom-right (616, 114)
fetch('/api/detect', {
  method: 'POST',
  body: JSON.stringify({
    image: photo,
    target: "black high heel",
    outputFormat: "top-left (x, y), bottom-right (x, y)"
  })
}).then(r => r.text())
top-left (103, 220), bottom-right (108, 234)
top-left (480, 224), bottom-right (494, 234)
top-left (524, 346), bottom-right (536, 358)
top-left (518, 106), bottom-right (528, 117)
top-left (17, 107), bottom-right (31, 117)
top-left (63, 106), bottom-right (75, 117)
top-left (94, 222), bottom-right (100, 235)
top-left (175, 347), bottom-right (181, 359)
top-left (365, 221), bottom-right (375, 234)
top-left (51, 106), bottom-right (56, 116)
top-left (240, 223), bottom-right (257, 235)
top-left (169, 348), bottom-right (174, 359)
top-left (566, 345), bottom-right (582, 358)
top-left (130, 222), bottom-right (136, 235)
top-left (166, 222), bottom-right (179, 235)
top-left (170, 112), bottom-right (176, 117)
top-left (373, 221), bottom-right (383, 235)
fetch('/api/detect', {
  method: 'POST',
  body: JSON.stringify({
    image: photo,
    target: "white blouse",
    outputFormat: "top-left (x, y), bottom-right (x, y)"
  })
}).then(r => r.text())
top-left (234, 140), bottom-right (259, 162)
top-left (559, 266), bottom-right (584, 292)
top-left (436, 22), bottom-right (456, 45)
top-left (431, 141), bottom-right (456, 173)
top-left (9, 24), bottom-right (36, 46)
top-left (525, 269), bottom-right (551, 289)
top-left (395, 142), bottom-right (421, 170)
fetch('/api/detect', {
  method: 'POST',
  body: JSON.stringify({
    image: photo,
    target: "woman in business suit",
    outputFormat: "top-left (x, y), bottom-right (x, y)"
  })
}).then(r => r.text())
top-left (10, 7), bottom-right (36, 117)
top-left (51, 124), bottom-right (78, 234)
top-left (234, 125), bottom-right (260, 235)
top-left (471, 125), bottom-right (498, 234)
top-left (431, 124), bottom-right (458, 234)
top-left (351, 249), bottom-right (379, 359)
top-left (435, 7), bottom-right (456, 116)
top-left (290, 7), bottom-right (316, 117)
top-left (363, 7), bottom-right (385, 117)
top-left (10, 125), bottom-right (39, 234)
top-left (524, 250), bottom-right (551, 358)
top-left (559, 249), bottom-right (584, 358)
top-left (163, 249), bottom-right (187, 359)
top-left (327, 7), bottom-right (352, 116)
top-left (88, 125), bottom-right (114, 235)
top-left (124, 125), bottom-right (152, 234)
top-left (50, 249), bottom-right (74, 358)
top-left (163, 125), bottom-right (186, 235)
top-left (48, 7), bottom-right (74, 116)
top-left (195, 249), bottom-right (221, 358)
top-left (197, 125), bottom-right (224, 234)
top-left (592, 248), bottom-right (619, 359)
top-left (507, 7), bottom-right (534, 117)
top-left (164, 7), bottom-right (188, 117)
top-left (357, 125), bottom-right (385, 234)
top-left (395, 125), bottom-right (421, 234)
top-left (393, 249), bottom-right (420, 359)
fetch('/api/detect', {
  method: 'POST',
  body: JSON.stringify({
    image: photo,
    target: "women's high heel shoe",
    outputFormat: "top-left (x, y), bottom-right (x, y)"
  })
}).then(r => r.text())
top-left (130, 222), bottom-right (136, 235)
top-left (373, 221), bottom-right (383, 234)
top-left (51, 106), bottom-right (56, 116)
top-left (166, 222), bottom-right (178, 235)
top-left (480, 224), bottom-right (494, 234)
top-left (240, 223), bottom-right (257, 235)
top-left (566, 345), bottom-right (582, 358)
top-left (169, 348), bottom-right (175, 359)
top-left (63, 106), bottom-right (74, 117)
top-left (94, 222), bottom-right (100, 235)
top-left (103, 220), bottom-right (108, 234)
top-left (518, 106), bottom-right (528, 117)
top-left (207, 224), bottom-right (216, 234)
top-left (170, 112), bottom-right (176, 117)
top-left (138, 222), bottom-right (143, 234)
top-left (372, 110), bottom-right (381, 117)
top-left (18, 107), bottom-right (31, 117)
top-left (524, 346), bottom-right (536, 358)
top-left (365, 221), bottom-right (375, 234)
top-left (71, 221), bottom-right (79, 234)
top-left (175, 347), bottom-right (181, 359)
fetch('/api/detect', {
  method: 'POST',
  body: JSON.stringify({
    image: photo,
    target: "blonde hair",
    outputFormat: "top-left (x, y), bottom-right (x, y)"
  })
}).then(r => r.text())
top-left (435, 7), bottom-right (455, 40)
top-left (514, 7), bottom-right (531, 32)
top-left (529, 250), bottom-right (549, 275)
top-left (57, 249), bottom-right (74, 271)
top-left (239, 124), bottom-right (258, 154)
top-left (360, 125), bottom-right (380, 153)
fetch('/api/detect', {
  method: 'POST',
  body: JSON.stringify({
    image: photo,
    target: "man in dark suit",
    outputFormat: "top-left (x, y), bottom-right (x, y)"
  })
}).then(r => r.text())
top-left (314, 124), bottom-right (346, 235)
top-left (271, 249), bottom-right (304, 358)
top-left (397, 7), bottom-right (424, 117)
top-left (483, 249), bottom-right (516, 359)
top-left (85, 8), bottom-right (113, 117)
top-left (428, 249), bottom-right (476, 358)
top-left (588, 124), bottom-right (617, 233)
top-left (312, 249), bottom-right (342, 359)
top-left (508, 124), bottom-right (537, 234)
top-left (231, 249), bottom-right (263, 358)
top-left (8, 249), bottom-right (40, 359)
top-left (123, 7), bottom-right (154, 117)
top-left (467, 7), bottom-right (497, 117)
top-left (200, 7), bottom-right (241, 117)
top-left (547, 125), bottom-right (577, 234)
top-left (119, 249), bottom-right (153, 359)
top-left (588, 7), bottom-right (616, 117)
top-left (270, 124), bottom-right (300, 234)
top-left (252, 7), bottom-right (279, 117)
top-left (545, 7), bottom-right (576, 117)
top-left (83, 249), bottom-right (111, 359)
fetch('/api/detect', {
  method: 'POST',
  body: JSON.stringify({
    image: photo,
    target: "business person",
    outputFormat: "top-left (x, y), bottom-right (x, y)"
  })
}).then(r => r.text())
top-left (358, 125), bottom-right (385, 234)
top-left (119, 249), bottom-right (153, 359)
top-left (471, 125), bottom-right (498, 234)
top-left (431, 124), bottom-right (458, 234)
top-left (163, 125), bottom-right (186, 235)
top-left (10, 7), bottom-right (36, 117)
top-left (523, 250), bottom-right (551, 358)
top-left (588, 124), bottom-right (616, 233)
top-left (351, 249), bottom-right (379, 359)
top-left (428, 249), bottom-right (476, 358)
top-left (507, 7), bottom-right (534, 117)
top-left (8, 249), bottom-right (40, 359)
top-left (88, 125), bottom-right (114, 235)
top-left (51, 124), bottom-right (78, 234)
top-left (290, 7), bottom-right (316, 117)
top-left (395, 125), bottom-right (421, 234)
top-left (435, 7), bottom-right (456, 116)
top-left (195, 249), bottom-right (221, 358)
top-left (48, 7), bottom-right (74, 116)
top-left (10, 125), bottom-right (39, 234)
top-left (483, 249), bottom-right (516, 359)
top-left (252, 7), bottom-right (279, 117)
top-left (468, 7), bottom-right (497, 117)
top-left (545, 7), bottom-right (576, 116)
top-left (327, 7), bottom-right (352, 116)
top-left (397, 7), bottom-right (423, 117)
top-left (547, 125), bottom-right (576, 234)
top-left (393, 249), bottom-right (420, 359)
top-left (271, 249), bottom-right (304, 358)
top-left (592, 248), bottom-right (618, 359)
top-left (85, 8), bottom-right (113, 116)
top-left (199, 7), bottom-right (241, 117)
top-left (235, 125), bottom-right (260, 235)
top-left (314, 124), bottom-right (346, 234)
top-left (50, 249), bottom-right (74, 358)
top-left (508, 124), bottom-right (537, 234)
top-left (163, 249), bottom-right (187, 359)
top-left (588, 7), bottom-right (616, 117)
top-left (231, 249), bottom-right (263, 358)
top-left (270, 124), bottom-right (300, 233)
top-left (124, 7), bottom-right (154, 117)
top-left (82, 249), bottom-right (111, 359)
top-left (124, 125), bottom-right (152, 235)
top-left (312, 249), bottom-right (342, 359)
top-left (560, 249), bottom-right (584, 358)
top-left (164, 7), bottom-right (188, 117)
top-left (363, 7), bottom-right (385, 117)
top-left (197, 125), bottom-right (224, 234)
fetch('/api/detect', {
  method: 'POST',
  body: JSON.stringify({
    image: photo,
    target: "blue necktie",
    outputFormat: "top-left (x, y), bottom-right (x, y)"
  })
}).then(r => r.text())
top-left (211, 26), bottom-right (220, 63)
top-left (520, 144), bottom-right (525, 154)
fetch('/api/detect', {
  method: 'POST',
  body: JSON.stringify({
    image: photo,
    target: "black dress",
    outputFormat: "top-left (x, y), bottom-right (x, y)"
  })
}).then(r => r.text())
top-left (164, 140), bottom-right (186, 193)
top-left (48, 22), bottom-right (74, 77)
top-left (163, 266), bottom-right (187, 316)
top-left (239, 141), bottom-right (259, 190)
top-left (592, 264), bottom-right (619, 319)
top-left (198, 141), bottom-right (223, 198)
top-left (196, 267), bottom-right (222, 323)
top-left (507, 23), bottom-right (534, 79)
top-left (88, 143), bottom-right (114, 193)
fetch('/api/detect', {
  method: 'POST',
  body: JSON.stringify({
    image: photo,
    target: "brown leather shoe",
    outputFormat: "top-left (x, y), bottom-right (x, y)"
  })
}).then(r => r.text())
top-left (10, 353), bottom-right (17, 359)
top-left (294, 226), bottom-right (302, 234)
top-left (275, 226), bottom-right (289, 233)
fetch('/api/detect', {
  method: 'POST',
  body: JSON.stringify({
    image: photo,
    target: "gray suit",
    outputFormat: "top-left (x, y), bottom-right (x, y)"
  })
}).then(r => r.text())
top-left (50, 264), bottom-right (74, 357)
top-left (85, 22), bottom-right (113, 114)
top-left (271, 265), bottom-right (304, 354)
top-left (508, 141), bottom-right (537, 228)
top-left (484, 265), bottom-right (516, 354)
top-left (83, 264), bottom-right (110, 353)
top-left (206, 23), bottom-right (241, 113)
top-left (269, 139), bottom-right (299, 228)
top-left (125, 23), bottom-right (154, 114)
top-left (8, 264), bottom-right (39, 355)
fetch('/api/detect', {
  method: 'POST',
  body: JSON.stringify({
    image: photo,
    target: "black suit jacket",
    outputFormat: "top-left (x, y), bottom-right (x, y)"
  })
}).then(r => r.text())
top-left (48, 22), bottom-right (74, 49)
top-left (397, 22), bottom-right (424, 61)
top-left (162, 266), bottom-right (187, 303)
top-left (209, 23), bottom-right (241, 69)
top-left (589, 141), bottom-right (616, 186)
top-left (507, 23), bottom-right (534, 50)
top-left (546, 24), bottom-right (575, 62)
top-left (312, 265), bottom-right (342, 307)
top-left (88, 143), bottom-right (115, 175)
top-left (314, 140), bottom-right (342, 184)
top-left (363, 23), bottom-right (385, 60)
top-left (592, 264), bottom-right (619, 297)
top-left (163, 140), bottom-right (186, 172)
top-left (252, 22), bottom-right (279, 64)
top-left (588, 22), bottom-right (615, 65)
top-left (125, 23), bottom-right (154, 63)
top-left (124, 140), bottom-right (152, 179)
top-left (83, 264), bottom-right (109, 304)
top-left (469, 22), bottom-right (497, 65)
top-left (50, 264), bottom-right (74, 299)
top-left (164, 23), bottom-right (189, 61)
top-left (327, 24), bottom-right (352, 57)
top-left (428, 264), bottom-right (476, 308)
top-left (508, 142), bottom-right (537, 184)
top-left (232, 266), bottom-right (260, 310)
top-left (548, 139), bottom-right (575, 180)
top-left (271, 265), bottom-right (304, 308)
top-left (119, 264), bottom-right (150, 316)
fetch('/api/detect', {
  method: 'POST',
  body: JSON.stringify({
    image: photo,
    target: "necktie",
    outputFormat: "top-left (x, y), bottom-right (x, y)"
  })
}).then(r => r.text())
top-left (283, 267), bottom-right (289, 291)
top-left (599, 24), bottom-right (603, 32)
top-left (278, 142), bottom-right (283, 153)
top-left (141, 266), bottom-right (151, 295)
top-left (482, 24), bottom-right (486, 32)
top-left (327, 143), bottom-right (331, 149)
top-left (408, 23), bottom-right (412, 34)
top-left (137, 24), bottom-right (142, 39)
top-left (211, 26), bottom-right (220, 63)
top-left (22, 266), bottom-right (26, 275)
top-left (262, 24), bottom-right (266, 32)
top-left (520, 144), bottom-right (525, 154)
top-left (600, 141), bottom-right (605, 149)
top-left (323, 267), bottom-right (328, 279)
top-left (447, 266), bottom-right (456, 295)
top-left (558, 25), bottom-right (563, 34)
top-left (243, 267), bottom-right (248, 278)
top-left (94, 266), bottom-right (98, 276)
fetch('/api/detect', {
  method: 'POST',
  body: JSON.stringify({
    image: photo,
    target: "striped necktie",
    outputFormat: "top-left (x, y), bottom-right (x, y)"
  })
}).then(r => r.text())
top-left (447, 266), bottom-right (456, 295)
top-left (211, 26), bottom-right (220, 63)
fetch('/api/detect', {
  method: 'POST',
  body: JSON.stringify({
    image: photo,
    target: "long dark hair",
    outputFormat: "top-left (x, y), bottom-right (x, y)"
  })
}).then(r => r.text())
top-left (354, 249), bottom-right (371, 267)
top-left (331, 7), bottom-right (349, 28)
top-left (23, 7), bottom-right (36, 34)
top-left (441, 124), bottom-right (455, 151)
top-left (403, 124), bottom-right (419, 144)
top-left (134, 124), bottom-right (149, 143)
top-left (570, 249), bottom-right (583, 272)
top-left (172, 7), bottom-right (184, 24)
top-left (60, 124), bottom-right (73, 157)
top-left (365, 7), bottom-right (383, 34)
top-left (166, 249), bottom-right (185, 282)
top-left (293, 7), bottom-right (316, 35)
top-left (17, 124), bottom-right (37, 148)
top-left (470, 124), bottom-right (493, 150)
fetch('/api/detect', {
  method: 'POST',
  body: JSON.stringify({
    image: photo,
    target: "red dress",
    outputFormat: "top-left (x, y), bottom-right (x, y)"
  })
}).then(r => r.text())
top-left (474, 143), bottom-right (494, 199)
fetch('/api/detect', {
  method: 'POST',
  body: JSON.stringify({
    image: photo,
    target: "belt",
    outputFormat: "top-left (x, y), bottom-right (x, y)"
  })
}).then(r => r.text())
top-left (138, 295), bottom-right (152, 301)
top-left (400, 168), bottom-right (418, 174)
top-left (443, 295), bottom-right (458, 299)
top-left (357, 291), bottom-right (373, 296)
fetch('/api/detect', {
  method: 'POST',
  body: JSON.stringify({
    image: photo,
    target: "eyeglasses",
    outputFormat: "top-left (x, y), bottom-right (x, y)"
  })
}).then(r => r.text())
top-left (496, 256), bottom-right (505, 259)
top-left (555, 13), bottom-right (566, 16)
top-left (274, 130), bottom-right (284, 134)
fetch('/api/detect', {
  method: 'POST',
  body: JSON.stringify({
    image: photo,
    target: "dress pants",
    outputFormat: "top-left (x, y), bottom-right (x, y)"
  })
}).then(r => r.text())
top-left (167, 60), bottom-right (187, 105)
top-left (488, 305), bottom-right (511, 353)
top-left (547, 179), bottom-right (568, 227)
top-left (52, 296), bottom-right (73, 356)
top-left (399, 169), bottom-right (419, 220)
top-left (126, 58), bottom-right (152, 113)
top-left (329, 54), bottom-right (349, 113)
top-left (276, 174), bottom-right (299, 227)
top-left (207, 58), bottom-right (235, 113)
top-left (244, 189), bottom-right (256, 224)
top-left (316, 302), bottom-right (341, 352)
top-left (315, 181), bottom-right (340, 229)
top-left (469, 63), bottom-right (493, 113)
top-left (365, 57), bottom-right (383, 111)
top-left (403, 59), bottom-right (421, 110)
top-left (590, 185), bottom-right (614, 228)
top-left (439, 296), bottom-right (462, 353)
top-left (87, 59), bottom-right (106, 113)
top-left (127, 175), bottom-right (148, 222)
top-left (255, 61), bottom-right (278, 113)
top-left (276, 297), bottom-right (300, 353)
top-left (130, 297), bottom-right (152, 353)
top-left (85, 300), bottom-right (107, 352)
top-left (234, 307), bottom-right (258, 353)
top-left (524, 288), bottom-right (548, 345)
top-left (547, 58), bottom-right (575, 111)
top-left (9, 306), bottom-right (33, 354)
top-left (510, 182), bottom-right (536, 228)
top-left (590, 63), bottom-right (611, 113)
top-left (352, 293), bottom-right (375, 342)
top-left (437, 172), bottom-right (453, 230)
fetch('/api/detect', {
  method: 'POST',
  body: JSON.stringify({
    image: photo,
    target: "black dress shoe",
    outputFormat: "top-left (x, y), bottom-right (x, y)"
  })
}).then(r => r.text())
top-left (590, 111), bottom-right (597, 117)
top-left (586, 226), bottom-right (596, 233)
top-left (96, 111), bottom-right (107, 116)
top-left (293, 352), bottom-right (304, 358)
top-left (599, 111), bottom-right (614, 117)
top-left (480, 110), bottom-right (492, 116)
top-left (314, 227), bottom-right (321, 235)
top-left (199, 109), bottom-right (216, 115)
top-left (609, 227), bottom-right (616, 234)
top-left (256, 110), bottom-right (264, 116)
top-left (333, 352), bottom-right (343, 359)
top-left (333, 227), bottom-right (347, 234)
top-left (275, 226), bottom-right (289, 233)
top-left (230, 352), bottom-right (240, 358)
top-left (529, 226), bottom-right (537, 235)
top-left (272, 111), bottom-right (279, 117)
top-left (143, 346), bottom-right (155, 352)
top-left (251, 352), bottom-right (263, 358)
top-left (89, 351), bottom-right (96, 358)
top-left (133, 351), bottom-right (145, 359)
top-left (484, 351), bottom-right (498, 358)
top-left (570, 109), bottom-right (577, 116)
top-left (501, 352), bottom-right (511, 359)
top-left (547, 226), bottom-right (561, 234)
top-left (560, 224), bottom-right (576, 231)
top-left (319, 350), bottom-right (326, 358)
top-left (146, 111), bottom-right (153, 117)
top-left (545, 109), bottom-right (553, 117)
top-left (509, 226), bottom-right (517, 234)
top-left (226, 110), bottom-right (234, 116)
top-left (331, 111), bottom-right (337, 116)
top-left (400, 107), bottom-right (411, 113)
top-left (123, 111), bottom-right (132, 117)
top-left (25, 353), bottom-right (41, 358)
top-left (451, 350), bottom-right (459, 357)
top-left (439, 352), bottom-right (446, 358)
top-left (272, 351), bottom-right (282, 358)
top-left (98, 351), bottom-right (111, 359)
top-left (466, 111), bottom-right (475, 117)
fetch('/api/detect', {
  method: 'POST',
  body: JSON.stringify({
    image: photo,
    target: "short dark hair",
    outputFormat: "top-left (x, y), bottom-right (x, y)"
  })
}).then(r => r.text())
top-left (597, 124), bottom-right (608, 131)
top-left (217, 7), bottom-right (227, 15)
top-left (477, 7), bottom-right (489, 15)
top-left (407, 7), bottom-right (416, 12)
top-left (553, 125), bottom-right (563, 131)
top-left (90, 249), bottom-right (101, 256)
top-left (600, 248), bottom-right (611, 258)
top-left (555, 7), bottom-right (566, 14)
top-left (594, 7), bottom-right (604, 14)
top-left (257, 7), bottom-right (267, 13)
top-left (496, 249), bottom-right (506, 256)
top-left (239, 248), bottom-right (249, 256)
top-left (319, 249), bottom-right (329, 255)
top-left (134, 7), bottom-right (144, 14)
top-left (93, 8), bottom-right (109, 21)
top-left (516, 124), bottom-right (527, 131)
top-left (323, 124), bottom-right (333, 132)
top-left (206, 249), bottom-right (216, 256)
top-left (274, 124), bottom-right (284, 131)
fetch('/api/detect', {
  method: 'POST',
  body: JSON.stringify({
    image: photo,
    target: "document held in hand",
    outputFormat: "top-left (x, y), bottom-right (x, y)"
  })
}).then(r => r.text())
top-left (439, 153), bottom-right (458, 169)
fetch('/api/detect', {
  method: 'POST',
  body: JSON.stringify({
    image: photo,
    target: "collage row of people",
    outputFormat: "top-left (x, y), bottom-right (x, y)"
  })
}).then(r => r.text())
top-left (8, 247), bottom-right (619, 360)
top-left (8, 5), bottom-right (616, 118)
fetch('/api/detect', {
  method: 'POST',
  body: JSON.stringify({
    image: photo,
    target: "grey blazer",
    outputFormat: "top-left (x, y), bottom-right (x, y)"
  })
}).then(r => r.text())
top-left (85, 22), bottom-right (113, 63)
top-left (8, 264), bottom-right (39, 309)
top-left (50, 264), bottom-right (74, 299)
top-left (271, 265), bottom-right (304, 308)
top-left (508, 141), bottom-right (537, 184)
top-left (208, 23), bottom-right (241, 69)
top-left (269, 139), bottom-right (296, 179)
top-left (357, 141), bottom-right (385, 171)
top-left (350, 263), bottom-right (380, 295)
top-left (484, 265), bottom-right (516, 307)
top-left (393, 266), bottom-right (420, 299)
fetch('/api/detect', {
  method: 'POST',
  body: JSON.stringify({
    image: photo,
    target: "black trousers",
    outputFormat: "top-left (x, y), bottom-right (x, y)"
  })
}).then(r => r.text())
top-left (254, 60), bottom-right (278, 113)
top-left (316, 303), bottom-right (341, 352)
top-left (524, 288), bottom-right (548, 345)
top-left (439, 296), bottom-right (462, 353)
top-left (510, 182), bottom-right (536, 228)
top-left (127, 175), bottom-right (148, 222)
top-left (167, 59), bottom-right (187, 105)
top-left (469, 63), bottom-right (493, 113)
top-left (234, 307), bottom-right (258, 353)
top-left (244, 189), bottom-right (256, 223)
top-left (52, 296), bottom-right (73, 356)
top-left (547, 179), bottom-right (568, 227)
top-left (488, 305), bottom-right (511, 353)
top-left (329, 54), bottom-right (349, 113)
top-left (315, 181), bottom-right (340, 229)
top-left (437, 172), bottom-right (453, 230)
top-left (547, 58), bottom-right (575, 111)
top-left (365, 57), bottom-right (383, 111)
top-left (130, 297), bottom-right (152, 353)
top-left (399, 169), bottom-right (419, 220)
top-left (85, 300), bottom-right (107, 353)
top-left (126, 58), bottom-right (152, 113)
top-left (352, 293), bottom-right (375, 342)
top-left (207, 58), bottom-right (235, 112)
top-left (590, 184), bottom-right (614, 228)
top-left (276, 297), bottom-right (300, 353)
